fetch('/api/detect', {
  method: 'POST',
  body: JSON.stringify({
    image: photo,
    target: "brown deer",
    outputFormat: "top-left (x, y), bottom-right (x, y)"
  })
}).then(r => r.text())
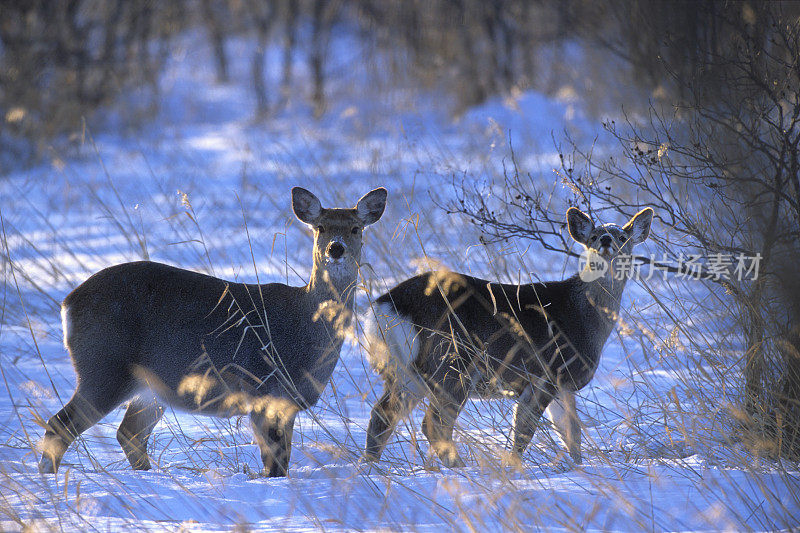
top-left (39, 186), bottom-right (387, 476)
top-left (362, 207), bottom-right (652, 467)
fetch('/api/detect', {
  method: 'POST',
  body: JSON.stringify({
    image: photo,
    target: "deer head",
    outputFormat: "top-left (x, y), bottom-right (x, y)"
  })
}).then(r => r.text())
top-left (567, 207), bottom-right (653, 282)
top-left (292, 187), bottom-right (387, 295)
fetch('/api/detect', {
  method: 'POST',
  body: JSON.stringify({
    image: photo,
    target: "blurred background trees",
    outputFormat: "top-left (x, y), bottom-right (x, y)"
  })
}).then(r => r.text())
top-left (3, 0), bottom-right (751, 161)
top-left (0, 0), bottom-right (182, 160)
top-left (449, 1), bottom-right (800, 459)
top-left (1, 0), bottom-right (798, 458)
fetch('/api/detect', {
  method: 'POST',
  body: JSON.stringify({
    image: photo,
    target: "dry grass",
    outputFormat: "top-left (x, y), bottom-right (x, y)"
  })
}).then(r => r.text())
top-left (1, 145), bottom-right (798, 531)
top-left (1, 14), bottom-right (799, 524)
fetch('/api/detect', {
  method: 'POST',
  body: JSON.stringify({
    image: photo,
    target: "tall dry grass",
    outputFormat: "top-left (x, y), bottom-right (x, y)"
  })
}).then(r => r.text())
top-left (1, 135), bottom-right (798, 530)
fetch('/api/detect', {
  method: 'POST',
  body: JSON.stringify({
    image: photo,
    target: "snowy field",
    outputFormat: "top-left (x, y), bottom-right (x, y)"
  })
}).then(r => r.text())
top-left (1, 30), bottom-right (798, 532)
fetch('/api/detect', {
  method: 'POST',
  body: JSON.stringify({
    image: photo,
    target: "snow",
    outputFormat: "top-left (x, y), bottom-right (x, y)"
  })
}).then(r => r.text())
top-left (1, 28), bottom-right (798, 532)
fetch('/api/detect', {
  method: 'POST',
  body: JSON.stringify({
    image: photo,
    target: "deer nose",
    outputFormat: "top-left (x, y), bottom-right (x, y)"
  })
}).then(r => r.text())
top-left (600, 235), bottom-right (613, 247)
top-left (327, 241), bottom-right (345, 259)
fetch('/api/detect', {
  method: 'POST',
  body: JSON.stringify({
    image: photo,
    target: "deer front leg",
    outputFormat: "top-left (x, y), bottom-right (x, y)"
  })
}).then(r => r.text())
top-left (511, 379), bottom-right (556, 459)
top-left (545, 388), bottom-right (582, 464)
top-left (250, 400), bottom-right (299, 477)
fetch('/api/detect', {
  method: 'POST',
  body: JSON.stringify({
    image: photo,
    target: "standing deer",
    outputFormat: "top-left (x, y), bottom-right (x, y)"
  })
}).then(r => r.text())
top-left (363, 207), bottom-right (653, 467)
top-left (39, 186), bottom-right (387, 477)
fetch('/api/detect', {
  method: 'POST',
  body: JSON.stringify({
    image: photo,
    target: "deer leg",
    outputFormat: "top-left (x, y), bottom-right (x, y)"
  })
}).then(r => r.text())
top-left (364, 383), bottom-right (419, 462)
top-left (422, 380), bottom-right (468, 468)
top-left (545, 388), bottom-right (582, 464)
top-left (39, 378), bottom-right (134, 474)
top-left (511, 379), bottom-right (556, 458)
top-left (250, 401), bottom-right (298, 477)
top-left (117, 396), bottom-right (164, 470)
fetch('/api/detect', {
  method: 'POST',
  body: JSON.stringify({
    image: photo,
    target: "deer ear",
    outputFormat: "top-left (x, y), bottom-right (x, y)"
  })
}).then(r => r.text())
top-left (566, 207), bottom-right (594, 245)
top-left (292, 187), bottom-right (322, 225)
top-left (623, 207), bottom-right (654, 245)
top-left (355, 187), bottom-right (387, 226)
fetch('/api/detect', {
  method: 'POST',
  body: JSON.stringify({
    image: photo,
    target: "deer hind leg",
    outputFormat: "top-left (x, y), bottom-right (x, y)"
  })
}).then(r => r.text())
top-left (364, 382), bottom-right (420, 462)
top-left (545, 388), bottom-right (582, 464)
top-left (117, 396), bottom-right (164, 470)
top-left (364, 302), bottom-right (424, 462)
top-left (250, 399), bottom-right (299, 477)
top-left (511, 378), bottom-right (556, 459)
top-left (422, 376), bottom-right (469, 468)
top-left (39, 377), bottom-right (135, 474)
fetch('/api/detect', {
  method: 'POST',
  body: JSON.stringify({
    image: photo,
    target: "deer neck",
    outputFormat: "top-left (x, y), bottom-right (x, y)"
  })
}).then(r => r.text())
top-left (577, 270), bottom-right (628, 329)
top-left (306, 259), bottom-right (358, 310)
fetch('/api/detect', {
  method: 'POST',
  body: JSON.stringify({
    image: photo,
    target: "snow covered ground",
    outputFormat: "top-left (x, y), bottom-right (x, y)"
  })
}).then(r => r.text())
top-left (0, 29), bottom-right (798, 532)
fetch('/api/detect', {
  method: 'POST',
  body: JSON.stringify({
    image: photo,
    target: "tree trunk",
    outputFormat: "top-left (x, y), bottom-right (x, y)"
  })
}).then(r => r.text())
top-left (310, 0), bottom-right (330, 118)
top-left (280, 0), bottom-right (298, 108)
top-left (201, 0), bottom-right (229, 83)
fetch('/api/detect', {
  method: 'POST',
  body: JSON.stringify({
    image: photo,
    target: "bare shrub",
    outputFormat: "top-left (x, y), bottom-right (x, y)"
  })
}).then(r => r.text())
top-left (449, 4), bottom-right (800, 458)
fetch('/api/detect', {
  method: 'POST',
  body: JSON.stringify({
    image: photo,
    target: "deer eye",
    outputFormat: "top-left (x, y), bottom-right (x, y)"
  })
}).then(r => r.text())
top-left (318, 226), bottom-right (326, 233)
top-left (351, 227), bottom-right (359, 234)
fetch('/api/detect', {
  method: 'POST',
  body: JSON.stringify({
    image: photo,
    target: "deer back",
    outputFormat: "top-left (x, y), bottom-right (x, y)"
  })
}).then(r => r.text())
top-left (374, 271), bottom-right (613, 394)
top-left (62, 261), bottom-right (341, 412)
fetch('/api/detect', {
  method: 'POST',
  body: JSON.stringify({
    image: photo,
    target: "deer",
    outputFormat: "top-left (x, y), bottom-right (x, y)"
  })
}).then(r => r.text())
top-left (362, 206), bottom-right (653, 468)
top-left (39, 186), bottom-right (387, 477)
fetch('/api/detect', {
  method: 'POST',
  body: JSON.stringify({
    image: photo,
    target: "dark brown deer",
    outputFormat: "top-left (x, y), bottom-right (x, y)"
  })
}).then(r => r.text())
top-left (39, 187), bottom-right (387, 476)
top-left (362, 207), bottom-right (652, 467)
